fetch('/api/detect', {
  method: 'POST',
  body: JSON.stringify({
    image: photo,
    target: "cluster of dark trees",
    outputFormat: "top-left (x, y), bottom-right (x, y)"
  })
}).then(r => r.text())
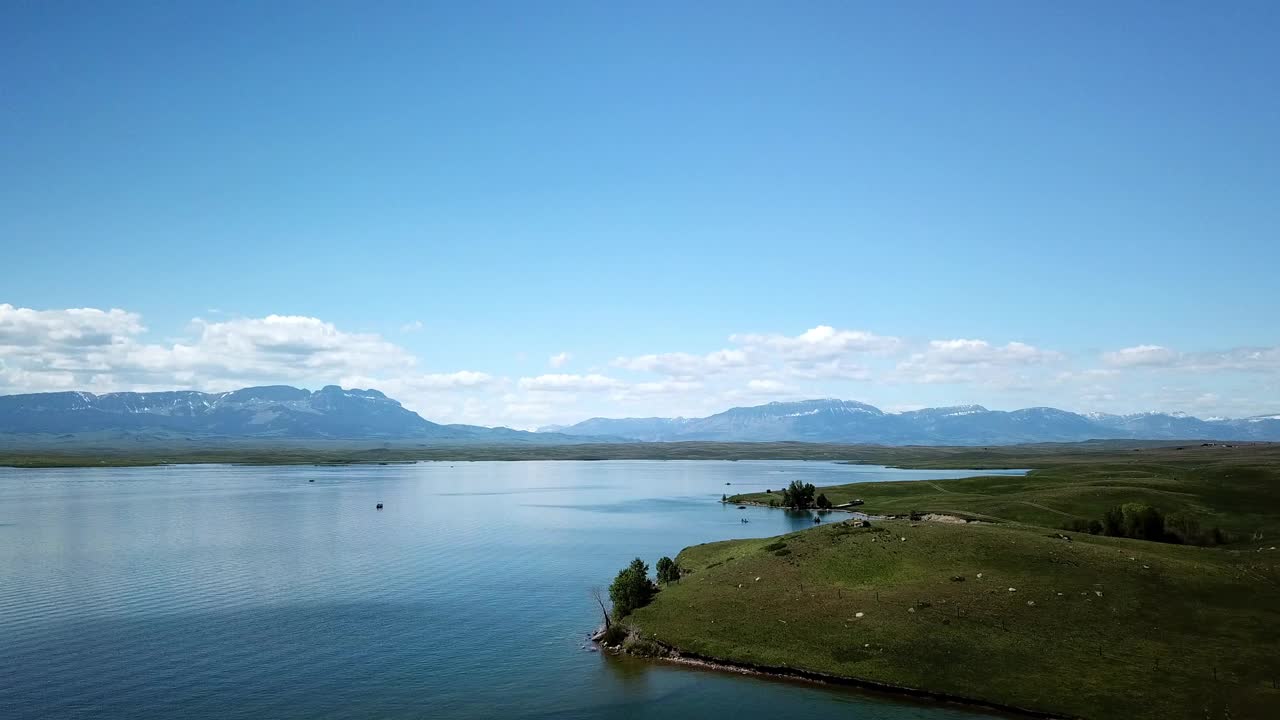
top-left (780, 480), bottom-right (815, 508)
top-left (607, 555), bottom-right (681, 619)
top-left (1064, 503), bottom-right (1229, 546)
top-left (777, 479), bottom-right (831, 510)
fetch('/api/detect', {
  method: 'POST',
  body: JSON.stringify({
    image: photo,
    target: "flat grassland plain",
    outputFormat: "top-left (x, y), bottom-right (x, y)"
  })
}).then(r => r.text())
top-left (628, 444), bottom-right (1280, 720)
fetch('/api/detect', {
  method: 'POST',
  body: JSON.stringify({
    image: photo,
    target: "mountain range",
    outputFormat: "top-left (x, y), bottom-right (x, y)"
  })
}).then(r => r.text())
top-left (538, 398), bottom-right (1280, 444)
top-left (0, 385), bottom-right (587, 444)
top-left (1, 387), bottom-right (1276, 445)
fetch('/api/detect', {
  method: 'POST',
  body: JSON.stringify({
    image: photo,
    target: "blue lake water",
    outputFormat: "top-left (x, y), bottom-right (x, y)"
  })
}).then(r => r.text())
top-left (0, 460), bottom-right (1027, 719)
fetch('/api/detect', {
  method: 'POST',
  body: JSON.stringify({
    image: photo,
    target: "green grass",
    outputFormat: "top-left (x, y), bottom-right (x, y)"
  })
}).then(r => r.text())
top-left (638, 447), bottom-right (1280, 718)
top-left (731, 445), bottom-right (1280, 544)
top-left (630, 519), bottom-right (1280, 720)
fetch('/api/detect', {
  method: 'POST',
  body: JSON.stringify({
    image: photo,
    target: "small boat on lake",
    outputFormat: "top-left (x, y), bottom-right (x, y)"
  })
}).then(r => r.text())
top-left (376, 503), bottom-right (384, 510)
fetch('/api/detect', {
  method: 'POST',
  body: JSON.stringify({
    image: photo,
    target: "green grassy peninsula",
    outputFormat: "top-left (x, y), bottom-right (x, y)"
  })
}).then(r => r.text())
top-left (627, 449), bottom-right (1280, 719)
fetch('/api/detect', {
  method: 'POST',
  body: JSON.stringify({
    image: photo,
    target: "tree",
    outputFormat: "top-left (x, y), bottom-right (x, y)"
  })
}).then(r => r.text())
top-left (781, 480), bottom-right (817, 510)
top-left (609, 557), bottom-right (657, 617)
top-left (1102, 506), bottom-right (1125, 537)
top-left (656, 556), bottom-right (680, 584)
top-left (1120, 503), bottom-right (1165, 541)
top-left (816, 493), bottom-right (832, 510)
top-left (590, 586), bottom-right (612, 631)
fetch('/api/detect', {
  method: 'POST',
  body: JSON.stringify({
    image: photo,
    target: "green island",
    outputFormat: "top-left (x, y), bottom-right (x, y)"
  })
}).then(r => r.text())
top-left (601, 443), bottom-right (1280, 720)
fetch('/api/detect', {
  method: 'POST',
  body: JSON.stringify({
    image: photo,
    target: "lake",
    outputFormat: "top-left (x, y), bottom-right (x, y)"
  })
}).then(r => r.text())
top-left (0, 460), bottom-right (1028, 719)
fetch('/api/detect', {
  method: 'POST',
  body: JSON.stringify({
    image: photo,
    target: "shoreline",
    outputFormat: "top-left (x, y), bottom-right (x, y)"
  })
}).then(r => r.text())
top-left (595, 636), bottom-right (1071, 720)
top-left (723, 498), bottom-right (869, 515)
top-left (1, 438), bottom-right (1242, 469)
top-left (724, 500), bottom-right (992, 525)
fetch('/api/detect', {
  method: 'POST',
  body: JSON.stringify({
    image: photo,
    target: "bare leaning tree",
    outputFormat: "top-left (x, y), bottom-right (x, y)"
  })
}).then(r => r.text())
top-left (591, 586), bottom-right (612, 631)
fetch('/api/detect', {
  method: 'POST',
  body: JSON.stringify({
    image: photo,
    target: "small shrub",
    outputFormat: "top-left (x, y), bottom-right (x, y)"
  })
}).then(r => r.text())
top-left (656, 556), bottom-right (681, 584)
top-left (1086, 505), bottom-right (1230, 546)
top-left (621, 627), bottom-right (665, 657)
top-left (600, 623), bottom-right (628, 646)
top-left (773, 548), bottom-right (792, 557)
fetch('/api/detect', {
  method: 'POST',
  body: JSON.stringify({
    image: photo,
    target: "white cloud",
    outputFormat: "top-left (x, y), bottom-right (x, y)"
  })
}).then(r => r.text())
top-left (747, 379), bottom-right (787, 392)
top-left (895, 339), bottom-right (1061, 384)
top-left (517, 373), bottom-right (623, 392)
top-left (921, 339), bottom-right (1058, 366)
top-left (0, 303), bottom-right (146, 349)
top-left (0, 306), bottom-right (414, 394)
top-left (731, 325), bottom-right (900, 361)
top-left (549, 351), bottom-right (571, 369)
top-left (1056, 368), bottom-right (1120, 381)
top-left (1103, 344), bottom-right (1179, 368)
top-left (345, 371), bottom-right (496, 393)
top-left (611, 326), bottom-right (893, 385)
top-left (400, 320), bottom-right (424, 333)
top-left (416, 371), bottom-right (495, 389)
top-left (153, 315), bottom-right (415, 386)
top-left (630, 379), bottom-right (704, 395)
top-left (612, 349), bottom-right (747, 378)
top-left (1100, 344), bottom-right (1280, 374)
top-left (1182, 346), bottom-right (1280, 374)
top-left (783, 359), bottom-right (870, 381)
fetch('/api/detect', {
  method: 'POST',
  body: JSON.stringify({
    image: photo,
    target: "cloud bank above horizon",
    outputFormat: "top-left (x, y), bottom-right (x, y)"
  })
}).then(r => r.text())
top-left (0, 303), bottom-right (1275, 428)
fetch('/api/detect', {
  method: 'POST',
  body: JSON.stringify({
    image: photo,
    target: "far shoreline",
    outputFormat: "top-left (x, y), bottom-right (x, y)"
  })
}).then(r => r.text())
top-left (0, 438), bottom-right (1241, 469)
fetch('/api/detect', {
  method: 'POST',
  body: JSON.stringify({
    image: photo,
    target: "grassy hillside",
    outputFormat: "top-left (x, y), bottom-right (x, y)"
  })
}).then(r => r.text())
top-left (730, 445), bottom-right (1280, 544)
top-left (630, 519), bottom-right (1280, 719)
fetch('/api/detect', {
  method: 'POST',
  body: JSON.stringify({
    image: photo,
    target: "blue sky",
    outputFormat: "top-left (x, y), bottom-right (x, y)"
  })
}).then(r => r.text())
top-left (2, 1), bottom-right (1277, 426)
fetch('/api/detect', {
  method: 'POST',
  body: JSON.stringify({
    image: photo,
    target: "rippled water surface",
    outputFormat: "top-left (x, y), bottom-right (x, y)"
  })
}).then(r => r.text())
top-left (0, 460), bottom-right (1027, 719)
